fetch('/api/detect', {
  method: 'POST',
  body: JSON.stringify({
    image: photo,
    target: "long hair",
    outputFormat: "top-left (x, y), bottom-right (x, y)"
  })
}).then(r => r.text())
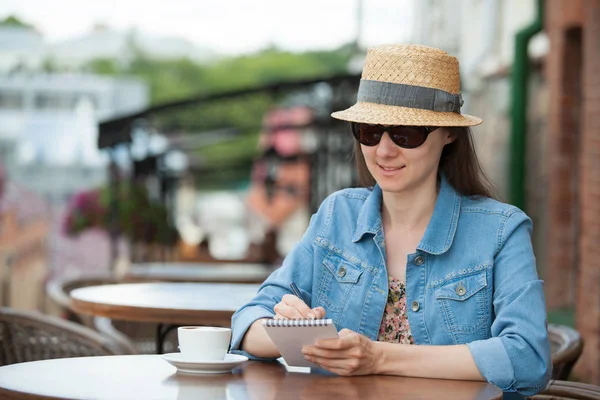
top-left (353, 126), bottom-right (496, 199)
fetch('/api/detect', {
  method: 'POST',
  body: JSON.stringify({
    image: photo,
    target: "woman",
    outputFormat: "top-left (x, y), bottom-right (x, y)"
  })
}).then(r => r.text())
top-left (230, 44), bottom-right (551, 396)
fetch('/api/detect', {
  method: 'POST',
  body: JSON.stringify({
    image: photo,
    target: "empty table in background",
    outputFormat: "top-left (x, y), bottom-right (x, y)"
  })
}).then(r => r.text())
top-left (70, 282), bottom-right (261, 326)
top-left (124, 262), bottom-right (276, 283)
top-left (70, 282), bottom-right (261, 353)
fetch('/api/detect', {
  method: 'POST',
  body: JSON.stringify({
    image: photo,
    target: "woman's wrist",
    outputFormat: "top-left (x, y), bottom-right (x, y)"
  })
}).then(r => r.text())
top-left (373, 341), bottom-right (398, 375)
top-left (241, 318), bottom-right (280, 358)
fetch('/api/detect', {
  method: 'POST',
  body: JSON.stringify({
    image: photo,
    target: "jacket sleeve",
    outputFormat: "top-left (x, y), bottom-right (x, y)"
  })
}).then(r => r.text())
top-left (467, 209), bottom-right (552, 396)
top-left (229, 195), bottom-right (333, 360)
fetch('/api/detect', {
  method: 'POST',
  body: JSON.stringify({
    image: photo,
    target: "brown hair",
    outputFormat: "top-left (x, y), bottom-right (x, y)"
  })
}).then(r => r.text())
top-left (353, 126), bottom-right (496, 199)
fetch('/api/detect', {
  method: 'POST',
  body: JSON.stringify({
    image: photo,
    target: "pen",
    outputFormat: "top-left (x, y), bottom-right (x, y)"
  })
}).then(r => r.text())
top-left (289, 282), bottom-right (308, 304)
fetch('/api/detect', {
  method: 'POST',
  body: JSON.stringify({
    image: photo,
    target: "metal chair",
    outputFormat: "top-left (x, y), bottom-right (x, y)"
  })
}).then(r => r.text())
top-left (529, 380), bottom-right (600, 399)
top-left (549, 324), bottom-right (584, 380)
top-left (0, 307), bottom-right (133, 366)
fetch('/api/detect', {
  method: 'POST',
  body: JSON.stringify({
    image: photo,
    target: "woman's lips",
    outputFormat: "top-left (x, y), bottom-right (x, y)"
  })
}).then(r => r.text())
top-left (377, 164), bottom-right (405, 176)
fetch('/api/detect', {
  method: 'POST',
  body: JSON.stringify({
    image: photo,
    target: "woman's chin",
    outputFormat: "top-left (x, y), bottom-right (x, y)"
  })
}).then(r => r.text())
top-left (376, 179), bottom-right (410, 194)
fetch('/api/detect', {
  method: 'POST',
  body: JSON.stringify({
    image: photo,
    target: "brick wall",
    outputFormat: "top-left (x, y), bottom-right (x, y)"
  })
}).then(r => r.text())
top-left (544, 0), bottom-right (583, 309)
top-left (575, 0), bottom-right (600, 384)
top-left (546, 0), bottom-right (600, 384)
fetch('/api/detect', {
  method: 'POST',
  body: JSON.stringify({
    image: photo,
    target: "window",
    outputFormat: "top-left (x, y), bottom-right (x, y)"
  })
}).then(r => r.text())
top-left (0, 91), bottom-right (24, 110)
top-left (34, 93), bottom-right (76, 110)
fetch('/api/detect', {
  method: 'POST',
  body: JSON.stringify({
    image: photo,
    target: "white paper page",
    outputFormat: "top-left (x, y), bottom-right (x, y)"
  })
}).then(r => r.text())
top-left (262, 319), bottom-right (338, 368)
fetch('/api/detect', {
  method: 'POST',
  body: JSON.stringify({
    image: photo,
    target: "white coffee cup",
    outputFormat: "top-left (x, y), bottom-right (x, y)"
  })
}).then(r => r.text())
top-left (177, 326), bottom-right (231, 361)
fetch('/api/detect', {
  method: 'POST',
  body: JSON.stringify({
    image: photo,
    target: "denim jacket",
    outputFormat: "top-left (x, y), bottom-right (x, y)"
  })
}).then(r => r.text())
top-left (231, 176), bottom-right (552, 395)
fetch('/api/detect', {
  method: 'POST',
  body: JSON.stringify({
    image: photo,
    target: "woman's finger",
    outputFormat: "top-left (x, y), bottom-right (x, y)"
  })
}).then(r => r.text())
top-left (305, 354), bottom-right (361, 375)
top-left (302, 346), bottom-right (353, 360)
top-left (282, 294), bottom-right (315, 318)
top-left (316, 329), bottom-right (361, 348)
top-left (273, 302), bottom-right (306, 319)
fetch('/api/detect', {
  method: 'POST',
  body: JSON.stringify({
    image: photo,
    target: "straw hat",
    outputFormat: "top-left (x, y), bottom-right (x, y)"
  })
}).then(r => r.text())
top-left (331, 44), bottom-right (482, 127)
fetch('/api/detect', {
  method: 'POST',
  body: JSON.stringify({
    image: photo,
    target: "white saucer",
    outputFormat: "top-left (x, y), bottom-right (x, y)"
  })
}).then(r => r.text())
top-left (161, 353), bottom-right (248, 374)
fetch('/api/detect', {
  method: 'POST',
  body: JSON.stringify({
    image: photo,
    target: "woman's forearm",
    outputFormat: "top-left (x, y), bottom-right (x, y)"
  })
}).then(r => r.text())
top-left (240, 319), bottom-right (281, 358)
top-left (375, 342), bottom-right (484, 381)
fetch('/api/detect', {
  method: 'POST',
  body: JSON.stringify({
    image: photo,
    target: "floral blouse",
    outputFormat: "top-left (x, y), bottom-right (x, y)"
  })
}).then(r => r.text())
top-left (377, 276), bottom-right (415, 344)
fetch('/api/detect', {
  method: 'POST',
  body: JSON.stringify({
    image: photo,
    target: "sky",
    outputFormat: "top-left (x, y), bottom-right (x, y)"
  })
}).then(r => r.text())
top-left (1, 0), bottom-right (415, 55)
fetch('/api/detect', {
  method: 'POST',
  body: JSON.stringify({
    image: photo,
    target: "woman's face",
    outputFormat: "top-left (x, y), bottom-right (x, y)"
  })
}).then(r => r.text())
top-left (360, 127), bottom-right (454, 194)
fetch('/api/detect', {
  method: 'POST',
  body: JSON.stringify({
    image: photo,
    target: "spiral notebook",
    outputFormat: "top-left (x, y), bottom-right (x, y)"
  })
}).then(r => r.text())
top-left (262, 319), bottom-right (338, 368)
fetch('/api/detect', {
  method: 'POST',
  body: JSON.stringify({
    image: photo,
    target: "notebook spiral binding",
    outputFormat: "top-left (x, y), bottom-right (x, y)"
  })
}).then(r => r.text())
top-left (263, 318), bottom-right (333, 327)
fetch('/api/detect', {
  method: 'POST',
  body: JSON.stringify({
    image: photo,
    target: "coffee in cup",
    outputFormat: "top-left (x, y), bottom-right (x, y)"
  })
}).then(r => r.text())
top-left (177, 326), bottom-right (231, 361)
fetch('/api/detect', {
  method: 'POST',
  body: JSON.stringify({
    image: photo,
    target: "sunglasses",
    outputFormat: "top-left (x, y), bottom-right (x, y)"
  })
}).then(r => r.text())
top-left (351, 122), bottom-right (440, 149)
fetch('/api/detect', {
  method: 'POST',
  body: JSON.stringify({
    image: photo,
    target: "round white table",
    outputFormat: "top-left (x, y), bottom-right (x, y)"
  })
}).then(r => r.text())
top-left (70, 282), bottom-right (261, 353)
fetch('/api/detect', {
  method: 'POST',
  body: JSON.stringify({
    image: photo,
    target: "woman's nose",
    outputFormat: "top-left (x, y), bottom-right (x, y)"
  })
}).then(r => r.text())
top-left (376, 131), bottom-right (399, 157)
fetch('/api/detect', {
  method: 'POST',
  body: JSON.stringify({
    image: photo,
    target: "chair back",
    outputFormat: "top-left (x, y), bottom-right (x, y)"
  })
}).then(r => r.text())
top-left (549, 324), bottom-right (584, 380)
top-left (0, 307), bottom-right (133, 366)
top-left (528, 380), bottom-right (600, 399)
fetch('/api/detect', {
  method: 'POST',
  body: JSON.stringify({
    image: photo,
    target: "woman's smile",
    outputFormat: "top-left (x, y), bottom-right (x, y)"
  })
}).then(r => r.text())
top-left (377, 163), bottom-right (406, 176)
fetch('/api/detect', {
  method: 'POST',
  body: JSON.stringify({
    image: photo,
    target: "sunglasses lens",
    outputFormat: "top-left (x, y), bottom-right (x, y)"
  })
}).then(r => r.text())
top-left (352, 123), bottom-right (430, 148)
top-left (355, 124), bottom-right (383, 146)
top-left (387, 126), bottom-right (428, 148)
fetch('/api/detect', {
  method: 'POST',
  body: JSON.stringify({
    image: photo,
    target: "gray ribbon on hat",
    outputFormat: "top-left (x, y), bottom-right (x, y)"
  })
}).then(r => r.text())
top-left (357, 79), bottom-right (464, 113)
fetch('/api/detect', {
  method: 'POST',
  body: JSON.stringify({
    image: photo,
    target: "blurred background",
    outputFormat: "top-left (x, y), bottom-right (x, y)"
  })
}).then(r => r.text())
top-left (0, 0), bottom-right (598, 384)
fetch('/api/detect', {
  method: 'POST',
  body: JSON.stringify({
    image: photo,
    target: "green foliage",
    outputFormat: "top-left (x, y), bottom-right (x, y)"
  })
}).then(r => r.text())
top-left (199, 46), bottom-right (353, 93)
top-left (97, 182), bottom-right (178, 245)
top-left (83, 44), bottom-right (354, 188)
top-left (196, 129), bottom-right (261, 167)
top-left (83, 44), bottom-right (353, 105)
top-left (127, 56), bottom-right (207, 104)
top-left (41, 57), bottom-right (59, 73)
top-left (0, 15), bottom-right (33, 29)
top-left (63, 182), bottom-right (178, 245)
top-left (85, 58), bottom-right (120, 75)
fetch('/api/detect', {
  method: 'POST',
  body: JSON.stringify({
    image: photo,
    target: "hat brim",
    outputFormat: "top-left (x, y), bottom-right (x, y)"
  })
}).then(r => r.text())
top-left (331, 101), bottom-right (482, 127)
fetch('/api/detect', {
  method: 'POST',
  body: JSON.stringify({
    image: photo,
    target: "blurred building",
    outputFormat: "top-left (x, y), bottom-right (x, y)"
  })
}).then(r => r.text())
top-left (0, 72), bottom-right (148, 203)
top-left (48, 25), bottom-right (216, 70)
top-left (0, 70), bottom-right (149, 277)
top-left (0, 23), bottom-right (216, 73)
top-left (0, 25), bottom-right (46, 72)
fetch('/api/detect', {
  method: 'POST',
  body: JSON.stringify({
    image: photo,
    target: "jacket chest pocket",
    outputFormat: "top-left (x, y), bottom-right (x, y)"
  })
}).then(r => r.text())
top-left (434, 269), bottom-right (490, 342)
top-left (318, 253), bottom-right (364, 313)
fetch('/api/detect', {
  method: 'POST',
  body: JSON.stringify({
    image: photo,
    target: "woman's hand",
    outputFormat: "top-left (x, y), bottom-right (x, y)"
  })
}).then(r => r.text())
top-left (301, 329), bottom-right (382, 376)
top-left (273, 294), bottom-right (325, 319)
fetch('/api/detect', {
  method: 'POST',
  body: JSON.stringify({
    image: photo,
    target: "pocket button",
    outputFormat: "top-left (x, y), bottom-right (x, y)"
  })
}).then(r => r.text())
top-left (337, 267), bottom-right (347, 278)
top-left (411, 301), bottom-right (420, 312)
top-left (456, 283), bottom-right (467, 296)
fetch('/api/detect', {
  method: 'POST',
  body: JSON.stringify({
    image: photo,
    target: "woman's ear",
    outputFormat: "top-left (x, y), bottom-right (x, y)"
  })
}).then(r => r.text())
top-left (442, 128), bottom-right (456, 145)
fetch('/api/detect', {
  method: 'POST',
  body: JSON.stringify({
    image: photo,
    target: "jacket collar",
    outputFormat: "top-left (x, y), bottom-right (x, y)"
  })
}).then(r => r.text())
top-left (352, 175), bottom-right (461, 255)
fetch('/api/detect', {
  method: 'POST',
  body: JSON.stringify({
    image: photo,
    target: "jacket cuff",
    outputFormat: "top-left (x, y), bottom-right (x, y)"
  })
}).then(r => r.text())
top-left (230, 306), bottom-right (275, 360)
top-left (467, 337), bottom-right (516, 391)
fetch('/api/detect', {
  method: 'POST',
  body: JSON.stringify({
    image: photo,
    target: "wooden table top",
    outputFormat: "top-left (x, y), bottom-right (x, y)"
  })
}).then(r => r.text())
top-left (0, 355), bottom-right (503, 400)
top-left (125, 262), bottom-right (275, 283)
top-left (70, 282), bottom-right (261, 326)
